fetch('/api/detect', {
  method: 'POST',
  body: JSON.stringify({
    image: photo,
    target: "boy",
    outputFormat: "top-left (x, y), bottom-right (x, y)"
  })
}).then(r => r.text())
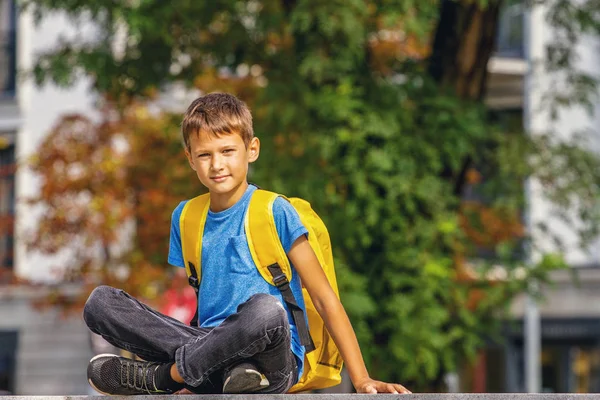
top-left (84, 93), bottom-right (410, 395)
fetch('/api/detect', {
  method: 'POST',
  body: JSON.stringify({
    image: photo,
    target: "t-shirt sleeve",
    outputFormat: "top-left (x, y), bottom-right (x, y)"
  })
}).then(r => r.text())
top-left (272, 197), bottom-right (309, 254)
top-left (168, 201), bottom-right (187, 268)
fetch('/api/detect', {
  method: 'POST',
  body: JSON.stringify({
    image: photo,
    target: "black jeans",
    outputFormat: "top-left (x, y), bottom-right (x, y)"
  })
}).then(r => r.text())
top-left (83, 285), bottom-right (298, 394)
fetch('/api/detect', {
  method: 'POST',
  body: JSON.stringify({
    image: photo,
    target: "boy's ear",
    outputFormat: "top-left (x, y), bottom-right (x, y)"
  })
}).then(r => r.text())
top-left (248, 137), bottom-right (260, 163)
top-left (184, 148), bottom-right (196, 170)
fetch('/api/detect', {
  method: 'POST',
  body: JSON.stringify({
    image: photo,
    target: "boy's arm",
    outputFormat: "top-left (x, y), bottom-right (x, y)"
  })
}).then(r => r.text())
top-left (288, 235), bottom-right (411, 394)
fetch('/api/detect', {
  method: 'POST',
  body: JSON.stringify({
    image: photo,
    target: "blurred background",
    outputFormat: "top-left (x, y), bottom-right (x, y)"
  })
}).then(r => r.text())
top-left (0, 0), bottom-right (599, 395)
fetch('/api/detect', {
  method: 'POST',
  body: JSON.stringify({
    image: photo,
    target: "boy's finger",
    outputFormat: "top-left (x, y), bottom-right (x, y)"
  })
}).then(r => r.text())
top-left (365, 384), bottom-right (377, 394)
top-left (394, 383), bottom-right (411, 394)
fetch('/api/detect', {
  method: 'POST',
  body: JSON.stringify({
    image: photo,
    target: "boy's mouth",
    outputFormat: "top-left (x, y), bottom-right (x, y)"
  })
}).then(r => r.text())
top-left (211, 175), bottom-right (230, 183)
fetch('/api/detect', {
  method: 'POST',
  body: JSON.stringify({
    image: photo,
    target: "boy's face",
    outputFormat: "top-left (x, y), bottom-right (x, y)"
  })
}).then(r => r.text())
top-left (185, 130), bottom-right (260, 196)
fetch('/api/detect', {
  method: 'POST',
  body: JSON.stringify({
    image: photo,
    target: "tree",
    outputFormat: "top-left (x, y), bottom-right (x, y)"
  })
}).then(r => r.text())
top-left (22, 0), bottom-right (600, 390)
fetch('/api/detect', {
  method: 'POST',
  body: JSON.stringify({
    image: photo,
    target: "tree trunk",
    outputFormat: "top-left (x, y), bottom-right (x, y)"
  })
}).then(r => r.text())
top-left (429, 0), bottom-right (503, 101)
top-left (429, 0), bottom-right (503, 195)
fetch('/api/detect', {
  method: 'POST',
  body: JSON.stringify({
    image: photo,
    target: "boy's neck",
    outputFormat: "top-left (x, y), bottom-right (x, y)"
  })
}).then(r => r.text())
top-left (209, 181), bottom-right (250, 212)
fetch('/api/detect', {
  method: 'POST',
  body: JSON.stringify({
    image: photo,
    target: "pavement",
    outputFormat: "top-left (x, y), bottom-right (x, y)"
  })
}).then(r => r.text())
top-left (2, 395), bottom-right (600, 400)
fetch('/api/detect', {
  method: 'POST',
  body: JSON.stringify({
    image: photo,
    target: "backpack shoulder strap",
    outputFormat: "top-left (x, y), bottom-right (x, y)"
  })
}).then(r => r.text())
top-left (246, 189), bottom-right (315, 351)
top-left (180, 193), bottom-right (210, 326)
top-left (246, 189), bottom-right (292, 283)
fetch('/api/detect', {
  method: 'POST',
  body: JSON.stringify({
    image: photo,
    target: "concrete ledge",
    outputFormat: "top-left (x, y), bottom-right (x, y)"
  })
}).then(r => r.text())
top-left (2, 395), bottom-right (600, 400)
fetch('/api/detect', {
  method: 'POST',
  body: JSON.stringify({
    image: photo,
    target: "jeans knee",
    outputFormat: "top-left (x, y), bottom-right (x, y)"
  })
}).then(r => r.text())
top-left (245, 293), bottom-right (287, 327)
top-left (83, 285), bottom-right (118, 325)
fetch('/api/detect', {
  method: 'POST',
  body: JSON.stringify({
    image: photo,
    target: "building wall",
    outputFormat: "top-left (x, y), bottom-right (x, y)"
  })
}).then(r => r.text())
top-left (0, 7), bottom-right (98, 395)
top-left (496, 3), bottom-right (600, 393)
top-left (0, 287), bottom-right (93, 395)
top-left (15, 9), bottom-right (98, 282)
top-left (527, 3), bottom-right (600, 268)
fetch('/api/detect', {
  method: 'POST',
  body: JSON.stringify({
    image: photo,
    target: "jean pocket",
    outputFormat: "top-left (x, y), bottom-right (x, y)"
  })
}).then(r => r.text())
top-left (270, 369), bottom-right (295, 393)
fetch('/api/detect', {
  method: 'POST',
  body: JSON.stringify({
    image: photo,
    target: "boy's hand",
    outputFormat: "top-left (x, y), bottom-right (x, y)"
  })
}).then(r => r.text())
top-left (355, 378), bottom-right (411, 394)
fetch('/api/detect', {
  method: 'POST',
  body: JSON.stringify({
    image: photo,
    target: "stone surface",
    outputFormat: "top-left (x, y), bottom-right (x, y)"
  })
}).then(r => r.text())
top-left (3, 395), bottom-right (600, 400)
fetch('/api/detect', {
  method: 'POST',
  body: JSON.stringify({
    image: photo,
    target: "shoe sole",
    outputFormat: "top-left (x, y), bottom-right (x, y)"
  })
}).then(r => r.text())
top-left (88, 353), bottom-right (119, 396)
top-left (222, 368), bottom-right (270, 394)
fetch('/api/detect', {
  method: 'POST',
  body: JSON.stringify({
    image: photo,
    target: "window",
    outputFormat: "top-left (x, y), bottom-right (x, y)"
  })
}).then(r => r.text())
top-left (0, 0), bottom-right (16, 98)
top-left (0, 143), bottom-right (14, 282)
top-left (495, 2), bottom-right (524, 59)
top-left (0, 331), bottom-right (17, 395)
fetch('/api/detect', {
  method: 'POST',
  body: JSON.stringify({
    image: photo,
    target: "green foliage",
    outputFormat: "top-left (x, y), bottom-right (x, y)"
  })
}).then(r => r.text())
top-left (23, 0), bottom-right (600, 391)
top-left (254, 74), bottom-right (535, 385)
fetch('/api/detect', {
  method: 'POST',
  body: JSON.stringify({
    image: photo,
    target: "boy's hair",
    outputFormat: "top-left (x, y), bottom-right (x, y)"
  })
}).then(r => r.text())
top-left (181, 93), bottom-right (254, 149)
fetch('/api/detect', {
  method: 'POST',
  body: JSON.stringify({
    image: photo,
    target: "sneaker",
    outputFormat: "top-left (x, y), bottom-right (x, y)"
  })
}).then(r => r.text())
top-left (222, 362), bottom-right (270, 394)
top-left (87, 353), bottom-right (174, 395)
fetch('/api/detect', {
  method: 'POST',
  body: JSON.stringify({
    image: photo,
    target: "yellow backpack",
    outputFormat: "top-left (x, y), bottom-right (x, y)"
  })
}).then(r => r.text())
top-left (179, 188), bottom-right (343, 392)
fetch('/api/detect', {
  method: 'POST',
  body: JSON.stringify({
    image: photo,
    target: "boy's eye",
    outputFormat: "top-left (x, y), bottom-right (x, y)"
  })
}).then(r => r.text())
top-left (198, 153), bottom-right (210, 158)
top-left (223, 149), bottom-right (234, 154)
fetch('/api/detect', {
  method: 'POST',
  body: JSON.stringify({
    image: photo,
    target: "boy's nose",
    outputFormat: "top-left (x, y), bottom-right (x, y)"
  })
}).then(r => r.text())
top-left (211, 155), bottom-right (224, 170)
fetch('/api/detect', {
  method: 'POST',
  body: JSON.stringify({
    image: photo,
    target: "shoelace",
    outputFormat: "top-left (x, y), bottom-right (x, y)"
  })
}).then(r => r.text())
top-left (119, 359), bottom-right (160, 393)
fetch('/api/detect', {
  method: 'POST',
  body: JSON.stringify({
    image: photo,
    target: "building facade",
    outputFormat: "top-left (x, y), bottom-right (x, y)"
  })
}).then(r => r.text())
top-left (482, 2), bottom-right (600, 393)
top-left (0, 1), bottom-right (96, 394)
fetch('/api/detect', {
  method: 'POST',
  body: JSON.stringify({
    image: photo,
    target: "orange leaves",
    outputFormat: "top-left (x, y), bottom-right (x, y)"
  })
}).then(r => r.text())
top-left (26, 99), bottom-right (201, 299)
top-left (459, 200), bottom-right (524, 249)
top-left (192, 68), bottom-right (263, 103)
top-left (32, 133), bottom-right (129, 250)
top-left (451, 167), bottom-right (526, 310)
top-left (368, 16), bottom-right (432, 76)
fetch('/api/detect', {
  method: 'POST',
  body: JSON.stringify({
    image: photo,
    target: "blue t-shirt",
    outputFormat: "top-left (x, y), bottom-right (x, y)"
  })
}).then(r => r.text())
top-left (168, 184), bottom-right (308, 379)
